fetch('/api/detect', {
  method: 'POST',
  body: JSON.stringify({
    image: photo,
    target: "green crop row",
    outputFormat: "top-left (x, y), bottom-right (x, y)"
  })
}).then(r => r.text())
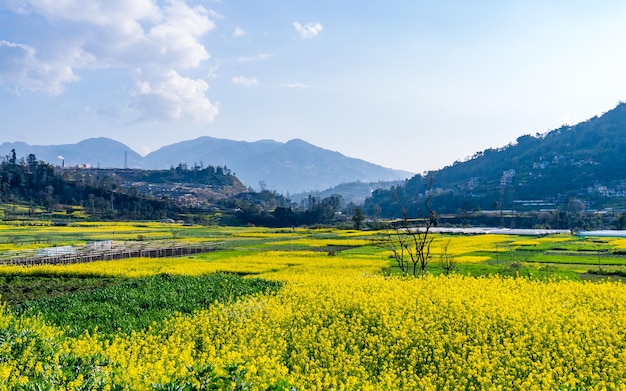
top-left (12, 273), bottom-right (283, 337)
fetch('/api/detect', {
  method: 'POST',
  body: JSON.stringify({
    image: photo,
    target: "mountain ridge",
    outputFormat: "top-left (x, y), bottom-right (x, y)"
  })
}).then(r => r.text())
top-left (364, 102), bottom-right (626, 223)
top-left (0, 136), bottom-right (413, 194)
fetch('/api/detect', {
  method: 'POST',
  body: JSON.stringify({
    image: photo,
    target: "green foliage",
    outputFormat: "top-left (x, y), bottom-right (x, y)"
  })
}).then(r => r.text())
top-left (0, 324), bottom-right (116, 391)
top-left (152, 363), bottom-right (293, 391)
top-left (352, 207), bottom-right (365, 230)
top-left (122, 164), bottom-right (240, 188)
top-left (229, 192), bottom-right (346, 227)
top-left (0, 275), bottom-right (123, 306)
top-left (13, 273), bottom-right (282, 337)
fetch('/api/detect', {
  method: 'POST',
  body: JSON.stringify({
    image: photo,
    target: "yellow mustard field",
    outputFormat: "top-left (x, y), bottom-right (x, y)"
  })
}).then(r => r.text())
top-left (2, 230), bottom-right (626, 389)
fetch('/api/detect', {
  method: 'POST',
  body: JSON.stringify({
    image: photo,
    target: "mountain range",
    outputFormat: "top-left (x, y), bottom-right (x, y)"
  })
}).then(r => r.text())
top-left (0, 137), bottom-right (413, 194)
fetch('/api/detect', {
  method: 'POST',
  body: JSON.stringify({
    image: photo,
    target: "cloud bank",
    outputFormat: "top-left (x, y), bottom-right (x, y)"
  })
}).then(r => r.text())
top-left (131, 68), bottom-right (218, 123)
top-left (1, 0), bottom-right (219, 122)
top-left (0, 39), bottom-right (79, 95)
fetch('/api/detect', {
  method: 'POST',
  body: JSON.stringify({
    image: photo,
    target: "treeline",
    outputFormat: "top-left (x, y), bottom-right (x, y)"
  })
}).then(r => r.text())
top-left (1, 150), bottom-right (179, 220)
top-left (114, 162), bottom-right (242, 188)
top-left (362, 174), bottom-right (626, 231)
top-left (224, 192), bottom-right (356, 227)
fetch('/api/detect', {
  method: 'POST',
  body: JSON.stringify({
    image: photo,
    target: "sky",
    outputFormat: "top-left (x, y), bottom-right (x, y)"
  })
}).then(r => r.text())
top-left (2, 1), bottom-right (626, 174)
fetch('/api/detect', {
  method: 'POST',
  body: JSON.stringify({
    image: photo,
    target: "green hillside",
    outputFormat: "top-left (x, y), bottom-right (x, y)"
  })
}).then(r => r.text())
top-left (364, 102), bottom-right (626, 226)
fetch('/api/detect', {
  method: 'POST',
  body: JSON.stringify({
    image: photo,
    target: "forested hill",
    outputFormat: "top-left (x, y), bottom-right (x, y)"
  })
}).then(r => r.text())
top-left (0, 153), bottom-right (246, 220)
top-left (364, 102), bottom-right (626, 218)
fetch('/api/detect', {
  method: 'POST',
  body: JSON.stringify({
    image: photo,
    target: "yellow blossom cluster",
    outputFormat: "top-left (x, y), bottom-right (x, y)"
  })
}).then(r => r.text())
top-left (429, 234), bottom-right (510, 256)
top-left (4, 271), bottom-right (626, 390)
top-left (605, 237), bottom-right (626, 251)
top-left (4, 231), bottom-right (626, 389)
top-left (0, 250), bottom-right (387, 279)
top-left (274, 238), bottom-right (374, 248)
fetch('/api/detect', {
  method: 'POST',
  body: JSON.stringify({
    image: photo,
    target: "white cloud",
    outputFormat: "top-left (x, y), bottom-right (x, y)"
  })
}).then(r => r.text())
top-left (205, 63), bottom-right (220, 79)
top-left (1, 0), bottom-right (216, 91)
top-left (0, 40), bottom-right (79, 95)
top-left (232, 76), bottom-right (259, 86)
top-left (145, 0), bottom-right (214, 67)
top-left (284, 82), bottom-right (311, 88)
top-left (293, 22), bottom-right (323, 39)
top-left (130, 69), bottom-right (219, 123)
top-left (236, 53), bottom-right (271, 62)
top-left (10, 0), bottom-right (162, 24)
top-left (233, 27), bottom-right (246, 37)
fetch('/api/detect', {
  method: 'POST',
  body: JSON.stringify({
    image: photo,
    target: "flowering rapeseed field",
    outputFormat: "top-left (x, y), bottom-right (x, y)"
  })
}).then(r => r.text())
top-left (2, 227), bottom-right (626, 389)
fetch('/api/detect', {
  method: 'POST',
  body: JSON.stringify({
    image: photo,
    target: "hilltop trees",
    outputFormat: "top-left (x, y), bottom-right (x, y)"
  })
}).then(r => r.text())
top-left (0, 153), bottom-right (179, 220)
top-left (229, 193), bottom-right (348, 227)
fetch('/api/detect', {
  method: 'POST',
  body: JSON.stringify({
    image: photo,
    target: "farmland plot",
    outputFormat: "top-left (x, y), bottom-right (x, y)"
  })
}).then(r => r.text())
top-left (1, 225), bottom-right (626, 389)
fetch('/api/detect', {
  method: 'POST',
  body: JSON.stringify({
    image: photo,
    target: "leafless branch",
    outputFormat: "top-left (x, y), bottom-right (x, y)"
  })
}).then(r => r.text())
top-left (377, 177), bottom-right (437, 277)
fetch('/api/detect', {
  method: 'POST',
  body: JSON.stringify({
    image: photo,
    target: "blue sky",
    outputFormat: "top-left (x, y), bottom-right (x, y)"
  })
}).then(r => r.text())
top-left (2, 1), bottom-right (626, 173)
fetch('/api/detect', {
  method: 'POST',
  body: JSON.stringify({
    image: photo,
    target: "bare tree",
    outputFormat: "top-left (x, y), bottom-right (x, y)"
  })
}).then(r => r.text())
top-left (378, 181), bottom-right (437, 277)
top-left (439, 239), bottom-right (456, 275)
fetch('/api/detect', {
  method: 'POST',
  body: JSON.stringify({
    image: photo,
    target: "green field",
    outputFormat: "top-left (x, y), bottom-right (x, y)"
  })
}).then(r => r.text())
top-left (2, 222), bottom-right (626, 389)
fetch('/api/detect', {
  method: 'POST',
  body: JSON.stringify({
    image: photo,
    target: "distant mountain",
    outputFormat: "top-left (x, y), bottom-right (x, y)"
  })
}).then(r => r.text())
top-left (141, 137), bottom-right (282, 169)
top-left (0, 137), bottom-right (412, 194)
top-left (0, 138), bottom-right (142, 169)
top-left (290, 180), bottom-right (406, 206)
top-left (146, 137), bottom-right (413, 193)
top-left (365, 102), bottom-right (626, 220)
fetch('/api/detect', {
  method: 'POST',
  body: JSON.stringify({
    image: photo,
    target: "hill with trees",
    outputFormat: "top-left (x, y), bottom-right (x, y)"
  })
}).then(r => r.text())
top-left (0, 150), bottom-right (354, 227)
top-left (364, 102), bottom-right (626, 229)
top-left (0, 151), bottom-right (248, 221)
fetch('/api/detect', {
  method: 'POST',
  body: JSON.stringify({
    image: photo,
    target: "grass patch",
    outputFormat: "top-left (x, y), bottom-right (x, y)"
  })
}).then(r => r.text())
top-left (0, 275), bottom-right (124, 306)
top-left (13, 273), bottom-right (282, 337)
top-left (529, 253), bottom-right (626, 266)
